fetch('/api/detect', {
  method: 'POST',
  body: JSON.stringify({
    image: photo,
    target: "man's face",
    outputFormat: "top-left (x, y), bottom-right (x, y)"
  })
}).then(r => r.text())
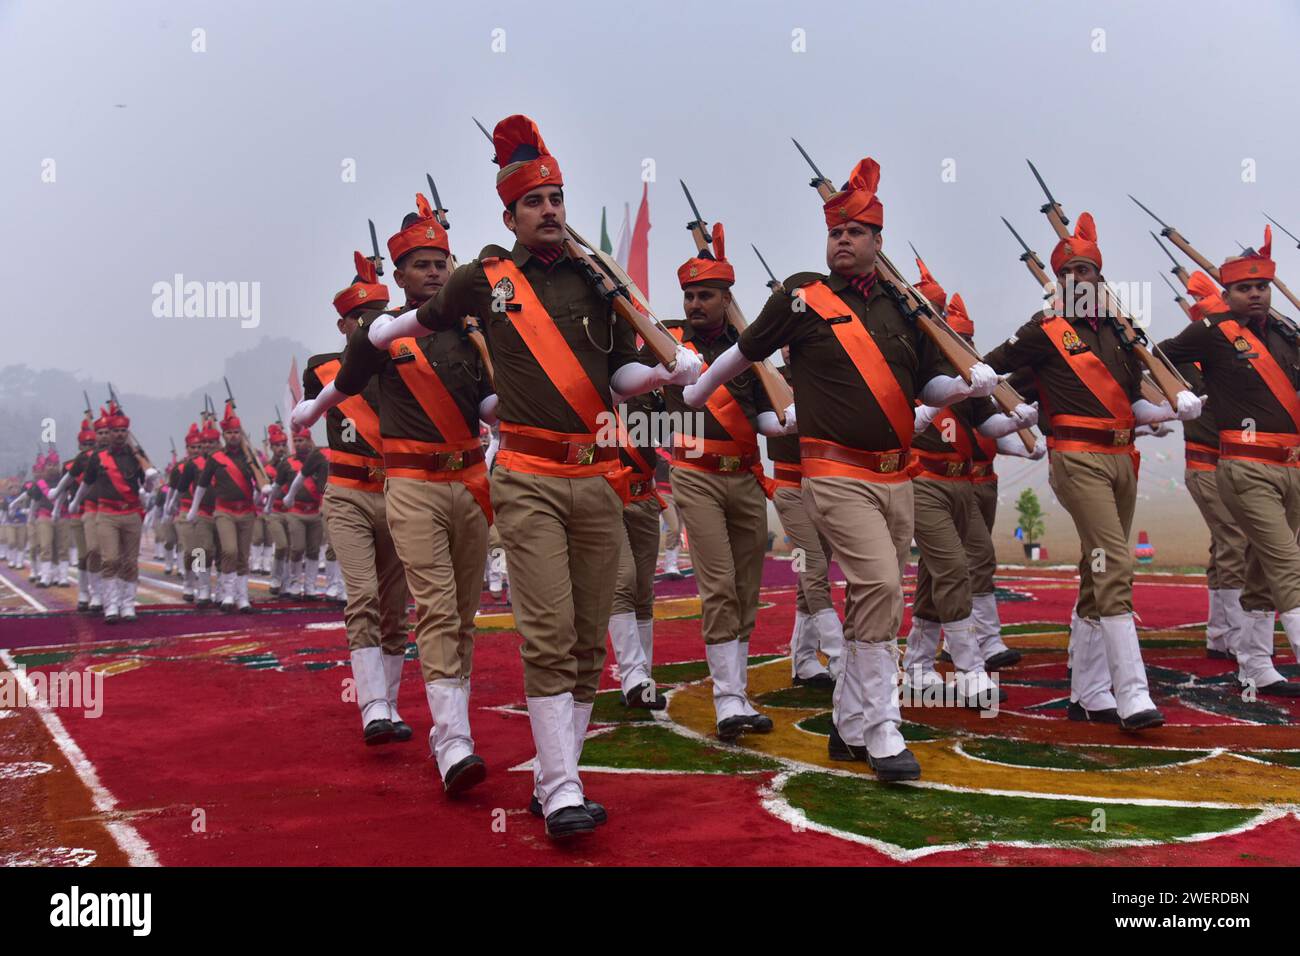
top-left (395, 249), bottom-right (452, 306)
top-left (294, 435), bottom-right (313, 457)
top-left (202, 440), bottom-right (217, 456)
top-left (186, 442), bottom-right (200, 460)
top-left (337, 312), bottom-right (362, 338)
top-left (109, 427), bottom-right (129, 451)
top-left (504, 186), bottom-right (566, 248)
top-left (683, 285), bottom-right (730, 333)
top-left (44, 462), bottom-right (60, 481)
top-left (270, 441), bottom-right (288, 462)
top-left (223, 429), bottom-right (241, 452)
top-left (825, 221), bottom-right (881, 276)
top-left (1223, 279), bottom-right (1271, 320)
top-left (95, 431), bottom-right (109, 449)
top-left (1056, 260), bottom-right (1100, 313)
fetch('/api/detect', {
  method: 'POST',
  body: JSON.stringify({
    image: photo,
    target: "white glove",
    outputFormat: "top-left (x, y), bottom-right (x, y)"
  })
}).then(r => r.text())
top-left (1011, 403), bottom-right (1038, 428)
top-left (260, 483), bottom-right (273, 496)
top-left (291, 398), bottom-right (321, 429)
top-left (996, 432), bottom-right (1046, 459)
top-left (1174, 390), bottom-right (1203, 422)
top-left (145, 467), bottom-right (159, 482)
top-left (681, 381), bottom-right (707, 408)
top-left (367, 314), bottom-right (397, 348)
top-left (780, 403), bottom-right (798, 435)
top-left (662, 346), bottom-right (703, 387)
top-left (967, 362), bottom-right (998, 398)
top-left (913, 404), bottom-right (940, 436)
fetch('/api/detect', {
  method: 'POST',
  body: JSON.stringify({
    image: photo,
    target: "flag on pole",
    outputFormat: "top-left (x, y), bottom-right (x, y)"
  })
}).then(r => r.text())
top-left (283, 357), bottom-right (301, 424)
top-left (599, 207), bottom-right (613, 255)
top-left (628, 182), bottom-right (651, 305)
top-left (615, 202), bottom-right (632, 267)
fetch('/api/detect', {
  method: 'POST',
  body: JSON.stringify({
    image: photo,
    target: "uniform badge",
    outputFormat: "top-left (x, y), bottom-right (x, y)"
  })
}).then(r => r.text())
top-left (539, 164), bottom-right (550, 178)
top-left (1060, 328), bottom-right (1087, 353)
top-left (492, 277), bottom-right (515, 301)
top-left (397, 343), bottom-right (412, 357)
top-left (357, 288), bottom-right (367, 299)
top-left (425, 226), bottom-right (437, 239)
top-left (1234, 336), bottom-right (1251, 352)
top-left (689, 266), bottom-right (699, 278)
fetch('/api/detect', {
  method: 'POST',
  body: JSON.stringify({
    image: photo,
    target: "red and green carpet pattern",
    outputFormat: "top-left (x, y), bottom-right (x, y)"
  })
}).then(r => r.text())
top-left (1, 557), bottom-right (1298, 866)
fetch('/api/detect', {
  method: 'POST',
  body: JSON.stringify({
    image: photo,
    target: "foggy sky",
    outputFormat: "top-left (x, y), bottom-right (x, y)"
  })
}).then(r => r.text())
top-left (5, 0), bottom-right (1300, 400)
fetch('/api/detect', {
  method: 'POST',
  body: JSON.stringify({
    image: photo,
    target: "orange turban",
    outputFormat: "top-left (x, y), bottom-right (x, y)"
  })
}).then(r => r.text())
top-left (267, 423), bottom-right (287, 444)
top-left (388, 194), bottom-right (450, 265)
top-left (823, 158), bottom-right (884, 229)
top-left (493, 114), bottom-right (563, 207)
top-left (914, 256), bottom-right (946, 310)
top-left (677, 222), bottom-right (736, 288)
top-left (946, 292), bottom-right (974, 336)
top-left (1186, 270), bottom-right (1227, 322)
top-left (333, 251), bottom-right (390, 317)
top-left (185, 423), bottom-right (202, 446)
top-left (1049, 212), bottom-right (1103, 274)
top-left (1219, 225), bottom-right (1276, 286)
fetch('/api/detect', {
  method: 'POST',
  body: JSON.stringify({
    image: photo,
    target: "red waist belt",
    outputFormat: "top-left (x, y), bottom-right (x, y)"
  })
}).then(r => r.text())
top-left (1185, 441), bottom-right (1220, 471)
top-left (799, 438), bottom-right (909, 480)
top-left (384, 446), bottom-right (485, 475)
top-left (773, 463), bottom-right (803, 488)
top-left (1218, 431), bottom-right (1300, 468)
top-left (97, 499), bottom-right (142, 515)
top-left (969, 461), bottom-right (996, 483)
top-left (215, 500), bottom-right (254, 515)
top-left (913, 453), bottom-right (971, 481)
top-left (329, 453), bottom-right (386, 492)
top-left (1050, 424), bottom-right (1134, 449)
top-left (671, 445), bottom-right (760, 474)
top-left (499, 431), bottom-right (618, 466)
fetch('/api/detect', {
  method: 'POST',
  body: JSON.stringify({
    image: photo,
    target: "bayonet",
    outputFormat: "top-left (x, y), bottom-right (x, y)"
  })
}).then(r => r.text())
top-left (274, 404), bottom-right (282, 425)
top-left (1000, 216), bottom-right (1045, 269)
top-left (752, 244), bottom-right (781, 292)
top-left (908, 241), bottom-right (923, 263)
top-left (1129, 194), bottom-right (1173, 232)
top-left (1151, 231), bottom-right (1181, 268)
top-left (679, 179), bottom-right (710, 245)
top-left (1026, 159), bottom-right (1069, 230)
top-left (791, 138), bottom-right (834, 195)
top-left (367, 218), bottom-right (384, 276)
top-left (426, 173), bottom-right (450, 229)
top-left (1159, 273), bottom-right (1184, 298)
top-left (473, 116), bottom-right (494, 156)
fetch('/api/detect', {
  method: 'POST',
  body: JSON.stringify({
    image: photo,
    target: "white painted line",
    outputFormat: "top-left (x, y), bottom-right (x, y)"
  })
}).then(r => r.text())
top-left (0, 571), bottom-right (49, 613)
top-left (0, 649), bottom-right (158, 866)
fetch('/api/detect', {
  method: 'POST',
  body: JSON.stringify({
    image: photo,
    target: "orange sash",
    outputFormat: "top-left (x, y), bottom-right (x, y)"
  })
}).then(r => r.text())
top-left (670, 330), bottom-right (773, 498)
top-left (1217, 319), bottom-right (1300, 433)
top-left (794, 281), bottom-right (916, 450)
top-left (386, 339), bottom-right (492, 520)
top-left (312, 359), bottom-right (384, 456)
top-left (210, 450), bottom-right (254, 511)
top-left (971, 433), bottom-right (998, 484)
top-left (480, 258), bottom-right (628, 500)
top-left (1039, 316), bottom-right (1135, 423)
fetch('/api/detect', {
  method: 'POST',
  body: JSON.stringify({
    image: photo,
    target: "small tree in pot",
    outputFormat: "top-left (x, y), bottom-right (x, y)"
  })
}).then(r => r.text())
top-left (1016, 488), bottom-right (1045, 560)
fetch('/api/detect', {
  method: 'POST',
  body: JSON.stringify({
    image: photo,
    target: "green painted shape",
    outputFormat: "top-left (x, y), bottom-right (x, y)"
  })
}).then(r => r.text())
top-left (1175, 686), bottom-right (1296, 725)
top-left (963, 738), bottom-right (1206, 771)
top-left (796, 712), bottom-right (946, 742)
top-left (9, 651), bottom-right (74, 667)
top-left (1243, 750), bottom-right (1300, 768)
top-left (591, 689), bottom-right (659, 724)
top-left (781, 772), bottom-right (1257, 851)
top-left (757, 684), bottom-right (833, 709)
top-left (580, 724), bottom-right (781, 773)
top-left (87, 643), bottom-right (156, 656)
top-left (303, 661), bottom-right (342, 672)
top-left (651, 654), bottom-right (780, 685)
top-left (1000, 622), bottom-right (1069, 635)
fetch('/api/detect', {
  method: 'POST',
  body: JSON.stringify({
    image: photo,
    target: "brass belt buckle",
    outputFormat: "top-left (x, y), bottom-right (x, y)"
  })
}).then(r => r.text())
top-left (878, 452), bottom-right (901, 473)
top-left (717, 455), bottom-right (741, 472)
top-left (573, 443), bottom-right (596, 466)
top-left (1113, 429), bottom-right (1131, 446)
top-left (441, 451), bottom-right (465, 471)
top-left (945, 461), bottom-right (963, 477)
top-left (367, 464), bottom-right (386, 482)
top-left (1287, 446), bottom-right (1300, 463)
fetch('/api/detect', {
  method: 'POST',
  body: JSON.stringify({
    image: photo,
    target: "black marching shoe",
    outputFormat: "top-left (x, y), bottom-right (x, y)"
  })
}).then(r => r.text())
top-left (793, 672), bottom-right (835, 690)
top-left (76, 600), bottom-right (89, 612)
top-left (544, 804), bottom-right (597, 840)
top-left (867, 748), bottom-right (922, 782)
top-left (741, 712), bottom-right (774, 733)
top-left (623, 681), bottom-right (667, 711)
top-left (1119, 708), bottom-right (1165, 731)
top-left (1067, 700), bottom-right (1121, 724)
top-left (529, 795), bottom-right (607, 826)
top-left (984, 649), bottom-right (1022, 670)
top-left (1256, 678), bottom-right (1300, 698)
top-left (716, 715), bottom-right (749, 742)
top-left (363, 718), bottom-right (396, 746)
top-left (442, 754), bottom-right (486, 795)
top-left (828, 724), bottom-right (868, 762)
top-left (391, 719), bottom-right (413, 741)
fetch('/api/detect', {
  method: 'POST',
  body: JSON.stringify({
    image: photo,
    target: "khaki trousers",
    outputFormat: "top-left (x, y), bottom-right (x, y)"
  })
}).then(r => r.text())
top-left (82, 512), bottom-right (99, 572)
top-left (491, 465), bottom-right (623, 701)
top-left (912, 477), bottom-right (974, 624)
top-left (214, 511), bottom-right (254, 574)
top-left (69, 518), bottom-right (88, 569)
top-left (966, 480), bottom-right (998, 596)
top-left (324, 484), bottom-right (410, 656)
top-left (251, 515), bottom-right (266, 548)
top-left (97, 511), bottom-right (143, 581)
top-left (287, 512), bottom-right (323, 563)
top-left (661, 493), bottom-right (684, 552)
top-left (670, 467), bottom-right (768, 647)
top-left (159, 518), bottom-right (176, 550)
top-left (773, 485), bottom-right (834, 616)
top-left (266, 512), bottom-right (289, 555)
top-left (1185, 467), bottom-right (1249, 592)
top-left (804, 476), bottom-right (913, 644)
top-left (1216, 459), bottom-right (1300, 613)
top-left (385, 478), bottom-right (486, 682)
top-left (187, 515), bottom-right (217, 573)
top-left (613, 496), bottom-right (661, 620)
top-left (35, 517), bottom-right (68, 564)
top-left (1049, 451), bottom-right (1137, 619)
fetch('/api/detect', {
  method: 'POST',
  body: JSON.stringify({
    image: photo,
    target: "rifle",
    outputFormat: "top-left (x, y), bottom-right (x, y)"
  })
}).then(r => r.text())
top-left (1002, 216), bottom-right (1165, 404)
top-left (792, 139), bottom-right (1035, 451)
top-left (679, 180), bottom-right (794, 421)
top-left (222, 377), bottom-right (271, 487)
top-left (472, 117), bottom-right (680, 370)
top-left (82, 390), bottom-right (93, 420)
top-left (1019, 162), bottom-right (1191, 404)
top-left (419, 174), bottom-right (496, 388)
top-left (752, 245), bottom-right (785, 295)
top-left (1130, 195), bottom-right (1300, 336)
top-left (201, 394), bottom-right (217, 426)
top-left (106, 382), bottom-right (154, 469)
top-left (1159, 272), bottom-right (1193, 319)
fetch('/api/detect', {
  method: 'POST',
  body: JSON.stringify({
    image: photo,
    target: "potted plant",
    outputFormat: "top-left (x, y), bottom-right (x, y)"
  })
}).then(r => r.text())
top-left (1016, 488), bottom-right (1045, 560)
